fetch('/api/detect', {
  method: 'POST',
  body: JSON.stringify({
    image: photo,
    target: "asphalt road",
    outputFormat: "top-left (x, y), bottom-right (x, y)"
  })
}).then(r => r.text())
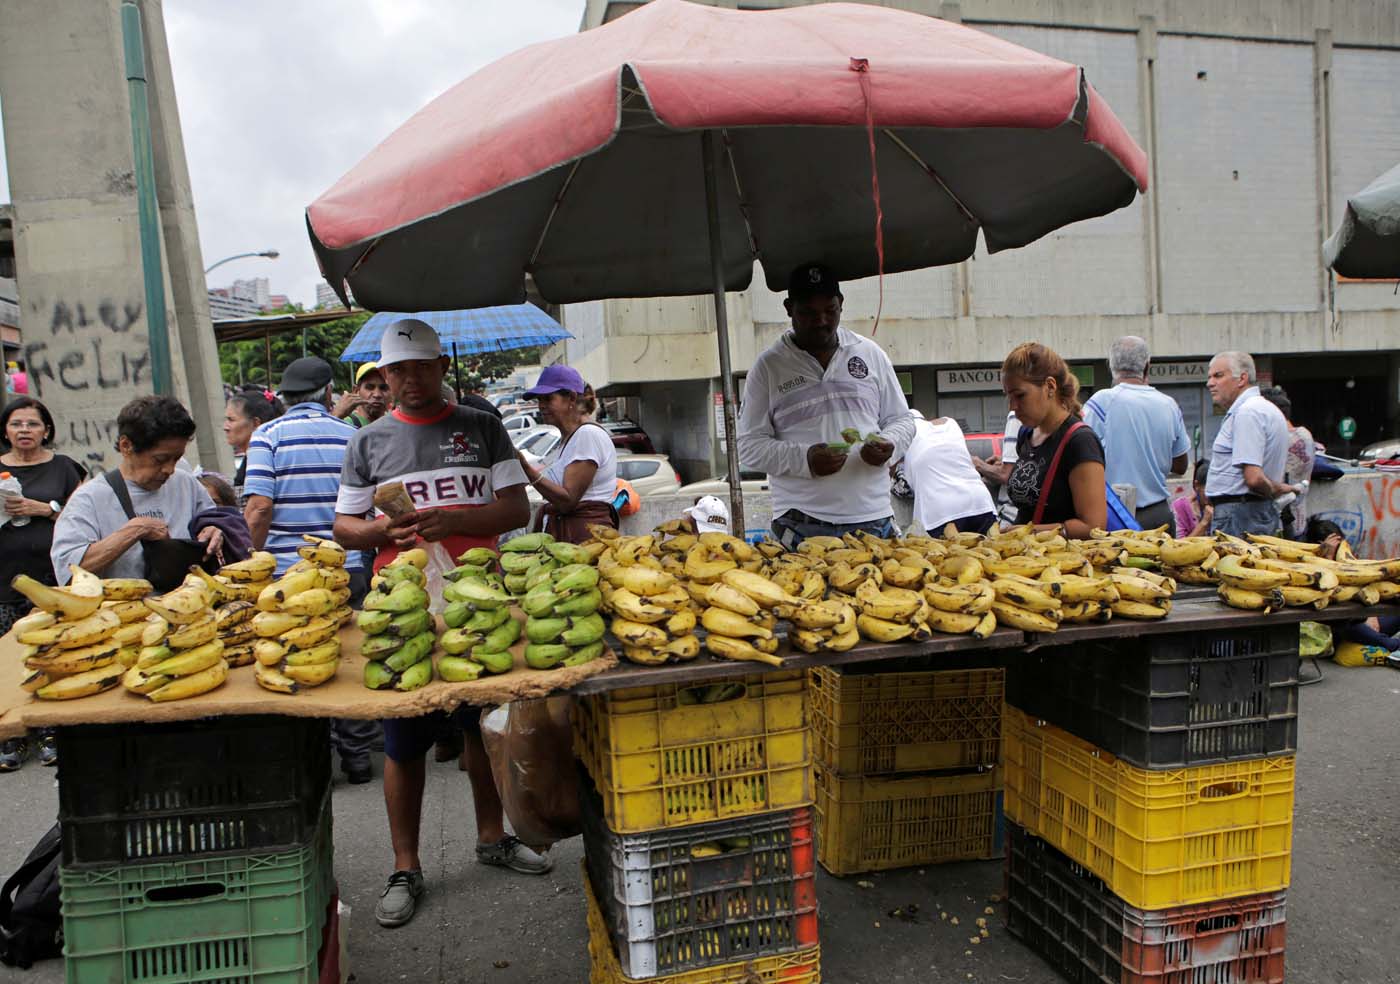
top-left (4, 660), bottom-right (1399, 983)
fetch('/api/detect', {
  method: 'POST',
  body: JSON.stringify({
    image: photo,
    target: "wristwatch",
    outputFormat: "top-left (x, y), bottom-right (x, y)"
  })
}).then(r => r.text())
top-left (47, 500), bottom-right (60, 517)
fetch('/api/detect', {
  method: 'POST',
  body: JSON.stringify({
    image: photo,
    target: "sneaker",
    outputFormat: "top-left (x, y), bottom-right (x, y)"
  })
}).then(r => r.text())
top-left (1387, 651), bottom-right (1400, 670)
top-left (0, 738), bottom-right (27, 772)
top-left (374, 869), bottom-right (424, 928)
top-left (37, 734), bottom-right (57, 768)
top-left (344, 760), bottom-right (372, 785)
top-left (476, 835), bottom-right (553, 875)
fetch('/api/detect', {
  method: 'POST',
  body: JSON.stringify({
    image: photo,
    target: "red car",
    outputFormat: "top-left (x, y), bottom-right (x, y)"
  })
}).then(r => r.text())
top-left (963, 432), bottom-right (1005, 463)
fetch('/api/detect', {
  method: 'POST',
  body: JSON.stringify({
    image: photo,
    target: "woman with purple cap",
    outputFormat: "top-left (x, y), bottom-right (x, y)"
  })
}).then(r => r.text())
top-left (518, 365), bottom-right (618, 542)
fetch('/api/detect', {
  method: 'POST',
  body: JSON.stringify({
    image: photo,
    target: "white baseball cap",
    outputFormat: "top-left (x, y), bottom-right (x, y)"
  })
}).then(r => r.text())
top-left (378, 318), bottom-right (443, 368)
top-left (684, 495), bottom-right (731, 534)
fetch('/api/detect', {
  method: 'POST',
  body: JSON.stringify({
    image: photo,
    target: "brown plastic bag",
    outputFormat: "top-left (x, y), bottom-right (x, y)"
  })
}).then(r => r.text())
top-left (481, 697), bottom-right (581, 851)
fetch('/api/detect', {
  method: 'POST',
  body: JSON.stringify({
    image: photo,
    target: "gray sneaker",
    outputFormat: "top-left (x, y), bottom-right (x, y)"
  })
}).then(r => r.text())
top-left (375, 869), bottom-right (424, 927)
top-left (476, 835), bottom-right (554, 875)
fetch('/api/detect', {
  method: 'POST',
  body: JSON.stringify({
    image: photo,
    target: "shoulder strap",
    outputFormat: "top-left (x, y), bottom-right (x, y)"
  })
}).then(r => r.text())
top-left (1032, 421), bottom-right (1087, 525)
top-left (103, 469), bottom-right (136, 521)
top-left (0, 825), bottom-right (60, 926)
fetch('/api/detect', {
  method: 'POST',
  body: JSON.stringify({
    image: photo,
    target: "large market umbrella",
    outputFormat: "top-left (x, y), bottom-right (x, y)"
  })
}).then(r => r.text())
top-left (1324, 161), bottom-right (1400, 279)
top-left (307, 0), bottom-right (1148, 528)
top-left (338, 304), bottom-right (572, 362)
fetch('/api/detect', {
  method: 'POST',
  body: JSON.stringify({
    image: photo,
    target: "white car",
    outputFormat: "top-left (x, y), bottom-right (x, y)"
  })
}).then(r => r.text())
top-left (617, 454), bottom-right (682, 498)
top-left (502, 412), bottom-right (539, 435)
top-left (677, 472), bottom-right (770, 497)
top-left (516, 425), bottom-right (562, 466)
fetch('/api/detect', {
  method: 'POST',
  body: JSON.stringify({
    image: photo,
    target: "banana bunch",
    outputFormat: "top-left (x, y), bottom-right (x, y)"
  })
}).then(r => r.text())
top-left (13, 567), bottom-right (134, 700)
top-left (1209, 537), bottom-right (1400, 612)
top-left (596, 534), bottom-right (702, 665)
top-left (497, 532), bottom-right (594, 596)
top-left (119, 578), bottom-right (230, 702)
top-left (774, 597), bottom-right (859, 653)
top-left (700, 568), bottom-right (802, 667)
top-left (213, 549), bottom-right (277, 604)
top-left (250, 536), bottom-right (353, 693)
top-left (360, 554), bottom-right (437, 691)
top-left (851, 579), bottom-right (938, 642)
top-left (519, 562), bottom-right (606, 671)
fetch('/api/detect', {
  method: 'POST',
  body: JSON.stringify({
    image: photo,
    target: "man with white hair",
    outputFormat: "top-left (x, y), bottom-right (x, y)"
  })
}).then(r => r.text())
top-left (1084, 336), bottom-right (1190, 530)
top-left (1203, 350), bottom-right (1296, 536)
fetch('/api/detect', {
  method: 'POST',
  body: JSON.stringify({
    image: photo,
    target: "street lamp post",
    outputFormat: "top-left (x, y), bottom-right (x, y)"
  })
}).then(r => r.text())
top-left (204, 249), bottom-right (279, 275)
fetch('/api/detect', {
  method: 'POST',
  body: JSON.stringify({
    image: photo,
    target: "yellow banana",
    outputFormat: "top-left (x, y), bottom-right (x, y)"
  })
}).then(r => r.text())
top-left (254, 639), bottom-right (288, 666)
top-left (147, 639), bottom-right (226, 677)
top-left (252, 611), bottom-right (310, 638)
top-left (700, 607), bottom-right (773, 640)
top-left (298, 535), bottom-right (347, 566)
top-left (704, 582), bottom-right (761, 617)
top-left (1110, 599), bottom-right (1170, 620)
top-left (1279, 586), bottom-right (1331, 608)
top-left (610, 587), bottom-right (672, 623)
top-left (1217, 584), bottom-right (1281, 611)
top-left (142, 586), bottom-right (210, 625)
top-left (116, 645), bottom-right (140, 668)
top-left (855, 613), bottom-right (917, 643)
top-left (122, 664), bottom-right (172, 695)
top-left (778, 599), bottom-right (842, 630)
top-left (285, 638), bottom-right (341, 667)
top-left (99, 577), bottom-right (154, 601)
top-left (879, 561), bottom-right (927, 590)
top-left (147, 658), bottom-right (229, 702)
top-left (939, 555), bottom-right (984, 585)
top-left (35, 662), bottom-right (125, 700)
top-left (922, 581), bottom-right (995, 614)
top-left (280, 587), bottom-right (337, 617)
top-left (788, 627), bottom-right (832, 653)
top-left (224, 644), bottom-right (257, 668)
top-left (254, 661), bottom-right (301, 694)
top-left (1108, 573), bottom-right (1174, 603)
top-left (1213, 555), bottom-right (1290, 592)
top-left (990, 602), bottom-right (1059, 633)
top-left (280, 615), bottom-right (340, 650)
top-left (665, 609), bottom-right (697, 636)
top-left (684, 545), bottom-right (737, 584)
top-left (923, 608), bottom-right (984, 635)
top-left (825, 626), bottom-right (862, 651)
top-left (218, 551), bottom-right (276, 582)
top-left (621, 645), bottom-right (670, 666)
top-left (256, 570), bottom-right (319, 612)
top-left (611, 617), bottom-right (669, 648)
top-left (26, 640), bottom-right (120, 674)
top-left (704, 634), bottom-right (783, 667)
top-left (1054, 575), bottom-right (1119, 604)
top-left (215, 600), bottom-right (257, 630)
top-left (141, 615), bottom-right (170, 648)
top-left (111, 621), bottom-right (149, 648)
top-left (698, 531), bottom-right (756, 562)
top-left (719, 569), bottom-right (799, 610)
top-left (183, 566), bottom-right (239, 604)
top-left (1164, 565), bottom-right (1216, 586)
top-left (1157, 538), bottom-right (1217, 567)
top-left (166, 612), bottom-right (219, 649)
top-left (991, 579), bottom-right (1062, 614)
top-left (11, 568), bottom-right (104, 619)
top-left (315, 568), bottom-right (351, 592)
top-left (103, 599), bottom-right (154, 624)
top-left (1061, 601), bottom-right (1112, 624)
top-left (659, 634), bottom-right (701, 661)
top-left (618, 566), bottom-right (677, 598)
top-left (11, 610), bottom-right (56, 637)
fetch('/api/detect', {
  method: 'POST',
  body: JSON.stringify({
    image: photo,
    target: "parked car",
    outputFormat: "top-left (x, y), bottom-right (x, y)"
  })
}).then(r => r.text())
top-left (677, 472), bottom-right (771, 497)
top-left (1360, 438), bottom-right (1400, 462)
top-left (617, 454), bottom-right (682, 498)
top-left (963, 432), bottom-right (1004, 463)
top-left (602, 419), bottom-right (656, 454)
top-left (502, 412), bottom-right (539, 435)
top-left (516, 425), bottom-right (562, 466)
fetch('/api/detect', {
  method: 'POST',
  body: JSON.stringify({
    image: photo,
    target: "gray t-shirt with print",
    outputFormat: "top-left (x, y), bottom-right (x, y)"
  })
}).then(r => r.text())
top-left (50, 470), bottom-right (214, 583)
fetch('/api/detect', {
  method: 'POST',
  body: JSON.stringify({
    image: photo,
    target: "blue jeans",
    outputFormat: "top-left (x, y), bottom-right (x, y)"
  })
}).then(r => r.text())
top-left (771, 510), bottom-right (895, 551)
top-left (1211, 500), bottom-right (1280, 537)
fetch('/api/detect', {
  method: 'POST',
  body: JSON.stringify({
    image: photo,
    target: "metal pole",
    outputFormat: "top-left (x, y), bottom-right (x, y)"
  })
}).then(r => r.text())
top-left (701, 130), bottom-right (746, 536)
top-left (121, 3), bottom-right (172, 396)
top-left (452, 342), bottom-right (464, 402)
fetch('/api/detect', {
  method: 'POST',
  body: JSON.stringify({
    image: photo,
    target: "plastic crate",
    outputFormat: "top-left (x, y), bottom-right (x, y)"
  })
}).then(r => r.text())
top-left (57, 716), bottom-right (331, 867)
top-left (575, 672), bottom-right (811, 833)
top-left (1005, 823), bottom-right (1287, 983)
top-left (61, 808), bottom-right (333, 984)
top-left (1006, 625), bottom-right (1298, 769)
top-left (581, 774), bottom-right (817, 977)
top-left (813, 766), bottom-right (1003, 875)
top-left (809, 665), bottom-right (1003, 775)
top-left (1003, 705), bottom-right (1294, 909)
top-left (584, 862), bottom-right (821, 984)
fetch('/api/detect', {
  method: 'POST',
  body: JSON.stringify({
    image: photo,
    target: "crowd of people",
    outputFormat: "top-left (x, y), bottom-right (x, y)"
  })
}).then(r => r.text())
top-left (0, 260), bottom-right (1342, 928)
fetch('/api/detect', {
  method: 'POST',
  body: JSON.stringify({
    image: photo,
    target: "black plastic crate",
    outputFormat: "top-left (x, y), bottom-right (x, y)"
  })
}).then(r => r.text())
top-left (1004, 823), bottom-right (1287, 984)
top-left (579, 769), bottom-right (817, 979)
top-left (57, 716), bottom-right (331, 868)
top-left (1006, 625), bottom-right (1298, 769)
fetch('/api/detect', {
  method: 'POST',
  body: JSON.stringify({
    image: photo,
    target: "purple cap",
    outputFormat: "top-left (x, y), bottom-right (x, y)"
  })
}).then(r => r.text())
top-left (525, 364), bottom-right (586, 397)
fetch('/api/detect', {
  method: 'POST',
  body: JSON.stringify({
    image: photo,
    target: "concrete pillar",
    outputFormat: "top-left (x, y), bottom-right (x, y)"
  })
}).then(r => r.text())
top-left (0, 1), bottom-right (227, 475)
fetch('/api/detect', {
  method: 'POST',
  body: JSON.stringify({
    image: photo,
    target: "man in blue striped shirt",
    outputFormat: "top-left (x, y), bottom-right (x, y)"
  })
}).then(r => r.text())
top-left (244, 356), bottom-right (376, 783)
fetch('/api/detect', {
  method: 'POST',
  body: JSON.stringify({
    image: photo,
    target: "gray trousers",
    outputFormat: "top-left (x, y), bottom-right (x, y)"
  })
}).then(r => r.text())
top-left (1211, 499), bottom-right (1280, 537)
top-left (333, 568), bottom-right (380, 768)
top-left (1135, 499), bottom-right (1175, 533)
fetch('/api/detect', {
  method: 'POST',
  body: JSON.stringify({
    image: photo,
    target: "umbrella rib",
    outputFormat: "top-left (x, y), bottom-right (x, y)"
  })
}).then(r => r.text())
top-left (528, 158), bottom-right (583, 269)
top-left (720, 128), bottom-right (760, 260)
top-left (882, 130), bottom-right (979, 226)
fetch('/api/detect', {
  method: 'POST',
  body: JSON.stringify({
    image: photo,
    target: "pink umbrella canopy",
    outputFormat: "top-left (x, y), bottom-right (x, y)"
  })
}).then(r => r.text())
top-left (308, 0), bottom-right (1147, 311)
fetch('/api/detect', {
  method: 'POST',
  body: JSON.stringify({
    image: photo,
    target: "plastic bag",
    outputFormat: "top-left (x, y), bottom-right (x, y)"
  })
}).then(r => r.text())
top-left (1334, 641), bottom-right (1388, 667)
top-left (481, 698), bottom-right (581, 850)
top-left (1299, 621), bottom-right (1333, 659)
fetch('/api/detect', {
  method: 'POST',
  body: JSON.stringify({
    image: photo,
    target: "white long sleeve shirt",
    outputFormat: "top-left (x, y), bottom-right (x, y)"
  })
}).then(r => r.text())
top-left (738, 327), bottom-right (916, 524)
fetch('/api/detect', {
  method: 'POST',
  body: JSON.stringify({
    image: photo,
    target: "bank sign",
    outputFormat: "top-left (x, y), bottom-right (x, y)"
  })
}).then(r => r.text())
top-left (937, 361), bottom-right (1210, 393)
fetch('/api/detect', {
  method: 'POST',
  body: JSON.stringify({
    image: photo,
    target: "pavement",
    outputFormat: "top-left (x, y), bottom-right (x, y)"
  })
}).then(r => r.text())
top-left (4, 660), bottom-right (1400, 983)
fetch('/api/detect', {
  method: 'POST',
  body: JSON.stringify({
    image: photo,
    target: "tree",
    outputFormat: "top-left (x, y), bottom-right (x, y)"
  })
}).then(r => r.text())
top-left (217, 307), bottom-right (370, 393)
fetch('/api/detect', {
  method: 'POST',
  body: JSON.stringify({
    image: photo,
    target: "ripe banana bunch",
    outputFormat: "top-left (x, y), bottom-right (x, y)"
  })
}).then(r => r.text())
top-left (249, 536), bottom-right (351, 692)
top-left (519, 561), bottom-right (607, 671)
top-left (784, 600), bottom-right (859, 653)
top-left (112, 587), bottom-right (228, 702)
top-left (11, 566), bottom-right (105, 621)
top-left (360, 556), bottom-right (438, 691)
top-left (17, 572), bottom-right (134, 699)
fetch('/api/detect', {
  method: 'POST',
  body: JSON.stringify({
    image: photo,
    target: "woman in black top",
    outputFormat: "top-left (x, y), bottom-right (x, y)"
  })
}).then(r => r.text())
top-left (1001, 342), bottom-right (1106, 539)
top-left (0, 397), bottom-right (86, 771)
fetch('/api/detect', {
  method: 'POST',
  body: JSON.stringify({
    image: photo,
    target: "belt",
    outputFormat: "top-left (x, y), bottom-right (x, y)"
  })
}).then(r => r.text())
top-left (1208, 494), bottom-right (1268, 506)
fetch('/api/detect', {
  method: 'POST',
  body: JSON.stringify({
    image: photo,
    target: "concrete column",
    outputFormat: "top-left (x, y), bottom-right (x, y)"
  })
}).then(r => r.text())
top-left (1312, 27), bottom-right (1336, 334)
top-left (1137, 16), bottom-right (1163, 316)
top-left (0, 1), bottom-right (223, 474)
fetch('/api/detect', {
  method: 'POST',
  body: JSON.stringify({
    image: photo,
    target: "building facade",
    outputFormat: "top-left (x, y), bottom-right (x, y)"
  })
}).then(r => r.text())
top-left (563, 0), bottom-right (1400, 482)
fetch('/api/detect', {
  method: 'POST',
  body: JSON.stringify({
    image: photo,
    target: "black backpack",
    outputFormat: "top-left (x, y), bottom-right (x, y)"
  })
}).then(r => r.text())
top-left (0, 824), bottom-right (63, 968)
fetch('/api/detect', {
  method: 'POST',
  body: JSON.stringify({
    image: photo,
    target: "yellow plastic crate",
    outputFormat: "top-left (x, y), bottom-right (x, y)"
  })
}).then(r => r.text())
top-left (585, 862), bottom-right (821, 984)
top-left (809, 666), bottom-right (1003, 775)
top-left (814, 766), bottom-right (1003, 875)
top-left (1003, 705), bottom-right (1295, 909)
top-left (574, 672), bottom-right (812, 833)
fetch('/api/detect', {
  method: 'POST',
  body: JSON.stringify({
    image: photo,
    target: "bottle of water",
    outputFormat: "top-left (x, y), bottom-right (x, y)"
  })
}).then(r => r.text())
top-left (0, 472), bottom-right (29, 527)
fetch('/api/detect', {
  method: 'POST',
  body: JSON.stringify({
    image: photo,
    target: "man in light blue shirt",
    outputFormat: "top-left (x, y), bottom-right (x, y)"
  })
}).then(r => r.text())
top-left (1203, 351), bottom-right (1296, 536)
top-left (1084, 337), bottom-right (1190, 531)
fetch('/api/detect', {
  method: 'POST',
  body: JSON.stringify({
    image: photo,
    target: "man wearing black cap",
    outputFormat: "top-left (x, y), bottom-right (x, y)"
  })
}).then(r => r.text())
top-left (738, 263), bottom-right (916, 547)
top-left (243, 355), bottom-right (375, 783)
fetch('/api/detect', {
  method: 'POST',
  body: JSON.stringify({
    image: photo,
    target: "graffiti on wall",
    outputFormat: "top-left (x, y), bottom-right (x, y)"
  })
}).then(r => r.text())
top-left (1312, 472), bottom-right (1400, 560)
top-left (21, 298), bottom-right (151, 473)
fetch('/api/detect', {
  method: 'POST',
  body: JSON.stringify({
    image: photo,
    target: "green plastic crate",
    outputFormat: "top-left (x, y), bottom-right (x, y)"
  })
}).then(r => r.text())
top-left (61, 807), bottom-right (333, 984)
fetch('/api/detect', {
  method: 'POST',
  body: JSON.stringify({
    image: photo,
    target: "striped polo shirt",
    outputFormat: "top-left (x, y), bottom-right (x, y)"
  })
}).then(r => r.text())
top-left (243, 402), bottom-right (363, 574)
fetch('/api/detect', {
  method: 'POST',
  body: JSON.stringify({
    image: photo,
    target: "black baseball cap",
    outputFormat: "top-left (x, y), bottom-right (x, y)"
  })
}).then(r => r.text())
top-left (279, 356), bottom-right (334, 394)
top-left (787, 262), bottom-right (841, 299)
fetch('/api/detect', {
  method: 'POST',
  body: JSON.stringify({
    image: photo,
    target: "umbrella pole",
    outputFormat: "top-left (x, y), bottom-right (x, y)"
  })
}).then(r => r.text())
top-left (701, 130), bottom-right (746, 537)
top-left (453, 342), bottom-right (463, 402)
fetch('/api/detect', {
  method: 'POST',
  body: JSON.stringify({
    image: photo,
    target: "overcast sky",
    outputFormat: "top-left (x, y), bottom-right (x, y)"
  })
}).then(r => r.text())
top-left (0, 0), bottom-right (581, 307)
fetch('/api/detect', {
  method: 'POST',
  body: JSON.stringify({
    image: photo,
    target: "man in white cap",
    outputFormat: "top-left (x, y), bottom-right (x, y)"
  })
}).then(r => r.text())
top-left (683, 494), bottom-right (731, 534)
top-left (333, 318), bottom-right (549, 930)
